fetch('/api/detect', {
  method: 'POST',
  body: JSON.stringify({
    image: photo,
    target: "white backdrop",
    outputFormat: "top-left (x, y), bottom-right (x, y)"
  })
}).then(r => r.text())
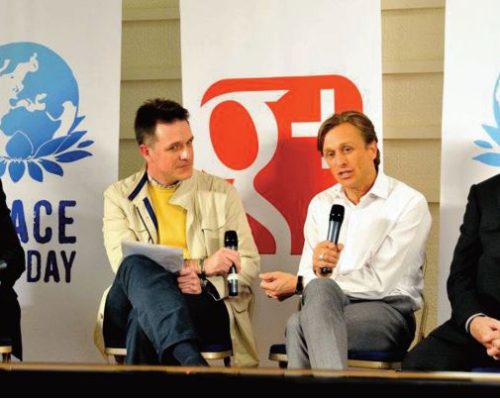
top-left (180, 0), bottom-right (382, 366)
top-left (438, 0), bottom-right (500, 322)
top-left (0, 0), bottom-right (121, 362)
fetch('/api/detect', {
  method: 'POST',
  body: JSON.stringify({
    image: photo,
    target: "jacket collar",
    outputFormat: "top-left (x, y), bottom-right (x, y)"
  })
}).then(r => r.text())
top-left (126, 167), bottom-right (158, 235)
top-left (170, 171), bottom-right (196, 212)
top-left (127, 167), bottom-right (197, 206)
top-left (125, 167), bottom-right (198, 236)
top-left (127, 167), bottom-right (149, 202)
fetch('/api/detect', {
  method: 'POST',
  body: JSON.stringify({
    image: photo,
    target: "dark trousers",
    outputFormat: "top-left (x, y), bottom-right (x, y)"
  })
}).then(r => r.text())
top-left (103, 255), bottom-right (229, 365)
top-left (402, 319), bottom-right (500, 371)
top-left (0, 285), bottom-right (22, 360)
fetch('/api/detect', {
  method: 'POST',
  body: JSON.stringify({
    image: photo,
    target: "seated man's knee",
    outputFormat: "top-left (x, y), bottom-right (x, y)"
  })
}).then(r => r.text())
top-left (117, 254), bottom-right (176, 283)
top-left (304, 278), bottom-right (343, 302)
top-left (120, 254), bottom-right (153, 270)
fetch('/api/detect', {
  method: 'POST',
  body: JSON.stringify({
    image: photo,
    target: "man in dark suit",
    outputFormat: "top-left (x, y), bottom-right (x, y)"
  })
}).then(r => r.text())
top-left (0, 179), bottom-right (25, 360)
top-left (403, 174), bottom-right (500, 371)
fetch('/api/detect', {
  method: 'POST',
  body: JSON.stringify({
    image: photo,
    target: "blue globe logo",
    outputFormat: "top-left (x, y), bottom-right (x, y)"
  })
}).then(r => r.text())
top-left (0, 42), bottom-right (93, 182)
top-left (473, 73), bottom-right (500, 167)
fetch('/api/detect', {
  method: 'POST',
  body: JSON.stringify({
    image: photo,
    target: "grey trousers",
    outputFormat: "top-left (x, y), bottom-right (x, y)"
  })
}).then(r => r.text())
top-left (286, 278), bottom-right (415, 370)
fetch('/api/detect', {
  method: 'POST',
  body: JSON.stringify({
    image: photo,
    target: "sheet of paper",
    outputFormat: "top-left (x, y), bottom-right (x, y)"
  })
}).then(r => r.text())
top-left (121, 240), bottom-right (183, 273)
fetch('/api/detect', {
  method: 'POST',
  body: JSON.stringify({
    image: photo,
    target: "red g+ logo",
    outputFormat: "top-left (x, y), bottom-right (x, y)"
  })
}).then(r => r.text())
top-left (200, 75), bottom-right (362, 255)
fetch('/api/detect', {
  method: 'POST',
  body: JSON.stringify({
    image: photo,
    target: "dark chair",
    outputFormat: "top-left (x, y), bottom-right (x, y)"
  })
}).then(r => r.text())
top-left (0, 337), bottom-right (12, 363)
top-left (471, 367), bottom-right (500, 373)
top-left (268, 343), bottom-right (287, 369)
top-left (268, 344), bottom-right (407, 369)
top-left (105, 342), bottom-right (233, 367)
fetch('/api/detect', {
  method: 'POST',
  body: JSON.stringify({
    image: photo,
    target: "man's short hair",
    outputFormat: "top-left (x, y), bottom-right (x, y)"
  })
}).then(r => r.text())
top-left (134, 98), bottom-right (190, 145)
top-left (316, 110), bottom-right (380, 171)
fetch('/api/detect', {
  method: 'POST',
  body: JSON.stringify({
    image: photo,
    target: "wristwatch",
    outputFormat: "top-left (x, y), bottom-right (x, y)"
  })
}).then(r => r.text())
top-left (295, 275), bottom-right (304, 296)
top-left (198, 258), bottom-right (208, 290)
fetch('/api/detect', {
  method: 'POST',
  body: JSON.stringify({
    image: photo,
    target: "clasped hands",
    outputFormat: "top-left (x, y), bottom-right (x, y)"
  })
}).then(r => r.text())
top-left (177, 248), bottom-right (241, 294)
top-left (470, 315), bottom-right (500, 360)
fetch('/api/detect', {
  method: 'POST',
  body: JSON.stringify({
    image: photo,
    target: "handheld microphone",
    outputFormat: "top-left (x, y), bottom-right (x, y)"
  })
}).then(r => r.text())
top-left (320, 204), bottom-right (345, 276)
top-left (224, 230), bottom-right (239, 297)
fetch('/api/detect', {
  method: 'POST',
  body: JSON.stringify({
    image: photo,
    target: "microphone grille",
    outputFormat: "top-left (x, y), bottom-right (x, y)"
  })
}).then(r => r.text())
top-left (329, 204), bottom-right (345, 222)
top-left (224, 230), bottom-right (238, 248)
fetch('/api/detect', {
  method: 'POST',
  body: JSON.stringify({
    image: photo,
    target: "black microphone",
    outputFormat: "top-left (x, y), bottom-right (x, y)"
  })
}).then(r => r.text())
top-left (320, 204), bottom-right (345, 276)
top-left (224, 230), bottom-right (239, 297)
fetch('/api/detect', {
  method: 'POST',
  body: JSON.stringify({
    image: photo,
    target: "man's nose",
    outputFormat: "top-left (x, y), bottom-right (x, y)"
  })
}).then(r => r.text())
top-left (335, 153), bottom-right (347, 166)
top-left (180, 148), bottom-right (189, 160)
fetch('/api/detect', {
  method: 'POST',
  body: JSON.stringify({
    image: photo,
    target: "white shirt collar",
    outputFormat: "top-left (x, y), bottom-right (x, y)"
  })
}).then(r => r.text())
top-left (330, 171), bottom-right (390, 203)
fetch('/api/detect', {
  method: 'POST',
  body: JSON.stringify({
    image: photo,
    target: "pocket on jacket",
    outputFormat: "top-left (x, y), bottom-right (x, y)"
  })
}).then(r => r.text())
top-left (198, 192), bottom-right (227, 229)
top-left (229, 288), bottom-right (253, 314)
top-left (201, 215), bottom-right (225, 230)
top-left (200, 205), bottom-right (227, 255)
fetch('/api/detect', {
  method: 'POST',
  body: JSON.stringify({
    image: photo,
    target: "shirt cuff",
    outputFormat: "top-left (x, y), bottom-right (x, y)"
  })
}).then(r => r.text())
top-left (465, 313), bottom-right (486, 333)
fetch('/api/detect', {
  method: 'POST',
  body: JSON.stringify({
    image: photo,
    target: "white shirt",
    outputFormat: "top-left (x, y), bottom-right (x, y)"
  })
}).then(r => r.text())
top-left (298, 172), bottom-right (432, 310)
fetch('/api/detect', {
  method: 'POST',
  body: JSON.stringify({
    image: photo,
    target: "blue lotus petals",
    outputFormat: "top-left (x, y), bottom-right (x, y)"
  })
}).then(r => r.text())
top-left (474, 140), bottom-right (493, 149)
top-left (27, 161), bottom-right (44, 182)
top-left (77, 140), bottom-right (94, 149)
top-left (481, 124), bottom-right (500, 145)
top-left (56, 150), bottom-right (92, 163)
top-left (34, 136), bottom-right (67, 157)
top-left (69, 115), bottom-right (85, 133)
top-left (6, 132), bottom-right (34, 158)
top-left (0, 160), bottom-right (5, 177)
top-left (473, 152), bottom-right (500, 166)
top-left (39, 159), bottom-right (64, 176)
top-left (56, 131), bottom-right (87, 153)
top-left (8, 161), bottom-right (26, 182)
top-left (494, 74), bottom-right (500, 128)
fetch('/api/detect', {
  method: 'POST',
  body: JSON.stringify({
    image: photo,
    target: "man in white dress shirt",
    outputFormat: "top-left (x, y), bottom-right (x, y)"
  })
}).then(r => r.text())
top-left (260, 111), bottom-right (431, 370)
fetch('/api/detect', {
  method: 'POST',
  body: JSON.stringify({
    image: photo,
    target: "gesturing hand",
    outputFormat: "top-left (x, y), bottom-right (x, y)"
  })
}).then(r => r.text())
top-left (259, 271), bottom-right (297, 301)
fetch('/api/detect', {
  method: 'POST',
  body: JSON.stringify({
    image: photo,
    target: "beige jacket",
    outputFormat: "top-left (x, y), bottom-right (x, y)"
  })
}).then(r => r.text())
top-left (94, 169), bottom-right (260, 367)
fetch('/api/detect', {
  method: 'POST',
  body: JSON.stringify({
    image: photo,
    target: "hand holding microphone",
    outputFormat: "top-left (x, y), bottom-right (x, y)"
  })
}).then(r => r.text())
top-left (201, 231), bottom-right (240, 296)
top-left (317, 204), bottom-right (344, 277)
top-left (224, 230), bottom-right (239, 297)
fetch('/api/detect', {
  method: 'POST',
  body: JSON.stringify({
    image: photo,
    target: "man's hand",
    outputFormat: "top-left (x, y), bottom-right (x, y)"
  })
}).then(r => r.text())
top-left (204, 248), bottom-right (241, 277)
top-left (259, 271), bottom-right (297, 301)
top-left (312, 241), bottom-right (343, 276)
top-left (470, 315), bottom-right (500, 359)
top-left (177, 262), bottom-right (202, 294)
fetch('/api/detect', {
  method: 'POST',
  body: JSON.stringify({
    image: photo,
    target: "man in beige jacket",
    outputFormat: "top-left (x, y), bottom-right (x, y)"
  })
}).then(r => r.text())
top-left (95, 98), bottom-right (260, 367)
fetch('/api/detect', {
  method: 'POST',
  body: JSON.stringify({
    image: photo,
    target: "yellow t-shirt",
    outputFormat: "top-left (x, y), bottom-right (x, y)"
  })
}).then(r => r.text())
top-left (148, 183), bottom-right (190, 259)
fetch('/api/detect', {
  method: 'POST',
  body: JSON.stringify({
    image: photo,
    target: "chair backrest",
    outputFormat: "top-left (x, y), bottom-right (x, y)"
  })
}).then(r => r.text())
top-left (411, 255), bottom-right (429, 348)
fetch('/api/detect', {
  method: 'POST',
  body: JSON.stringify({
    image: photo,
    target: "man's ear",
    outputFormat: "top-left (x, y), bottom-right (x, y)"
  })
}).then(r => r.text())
top-left (368, 141), bottom-right (378, 160)
top-left (138, 143), bottom-right (150, 158)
